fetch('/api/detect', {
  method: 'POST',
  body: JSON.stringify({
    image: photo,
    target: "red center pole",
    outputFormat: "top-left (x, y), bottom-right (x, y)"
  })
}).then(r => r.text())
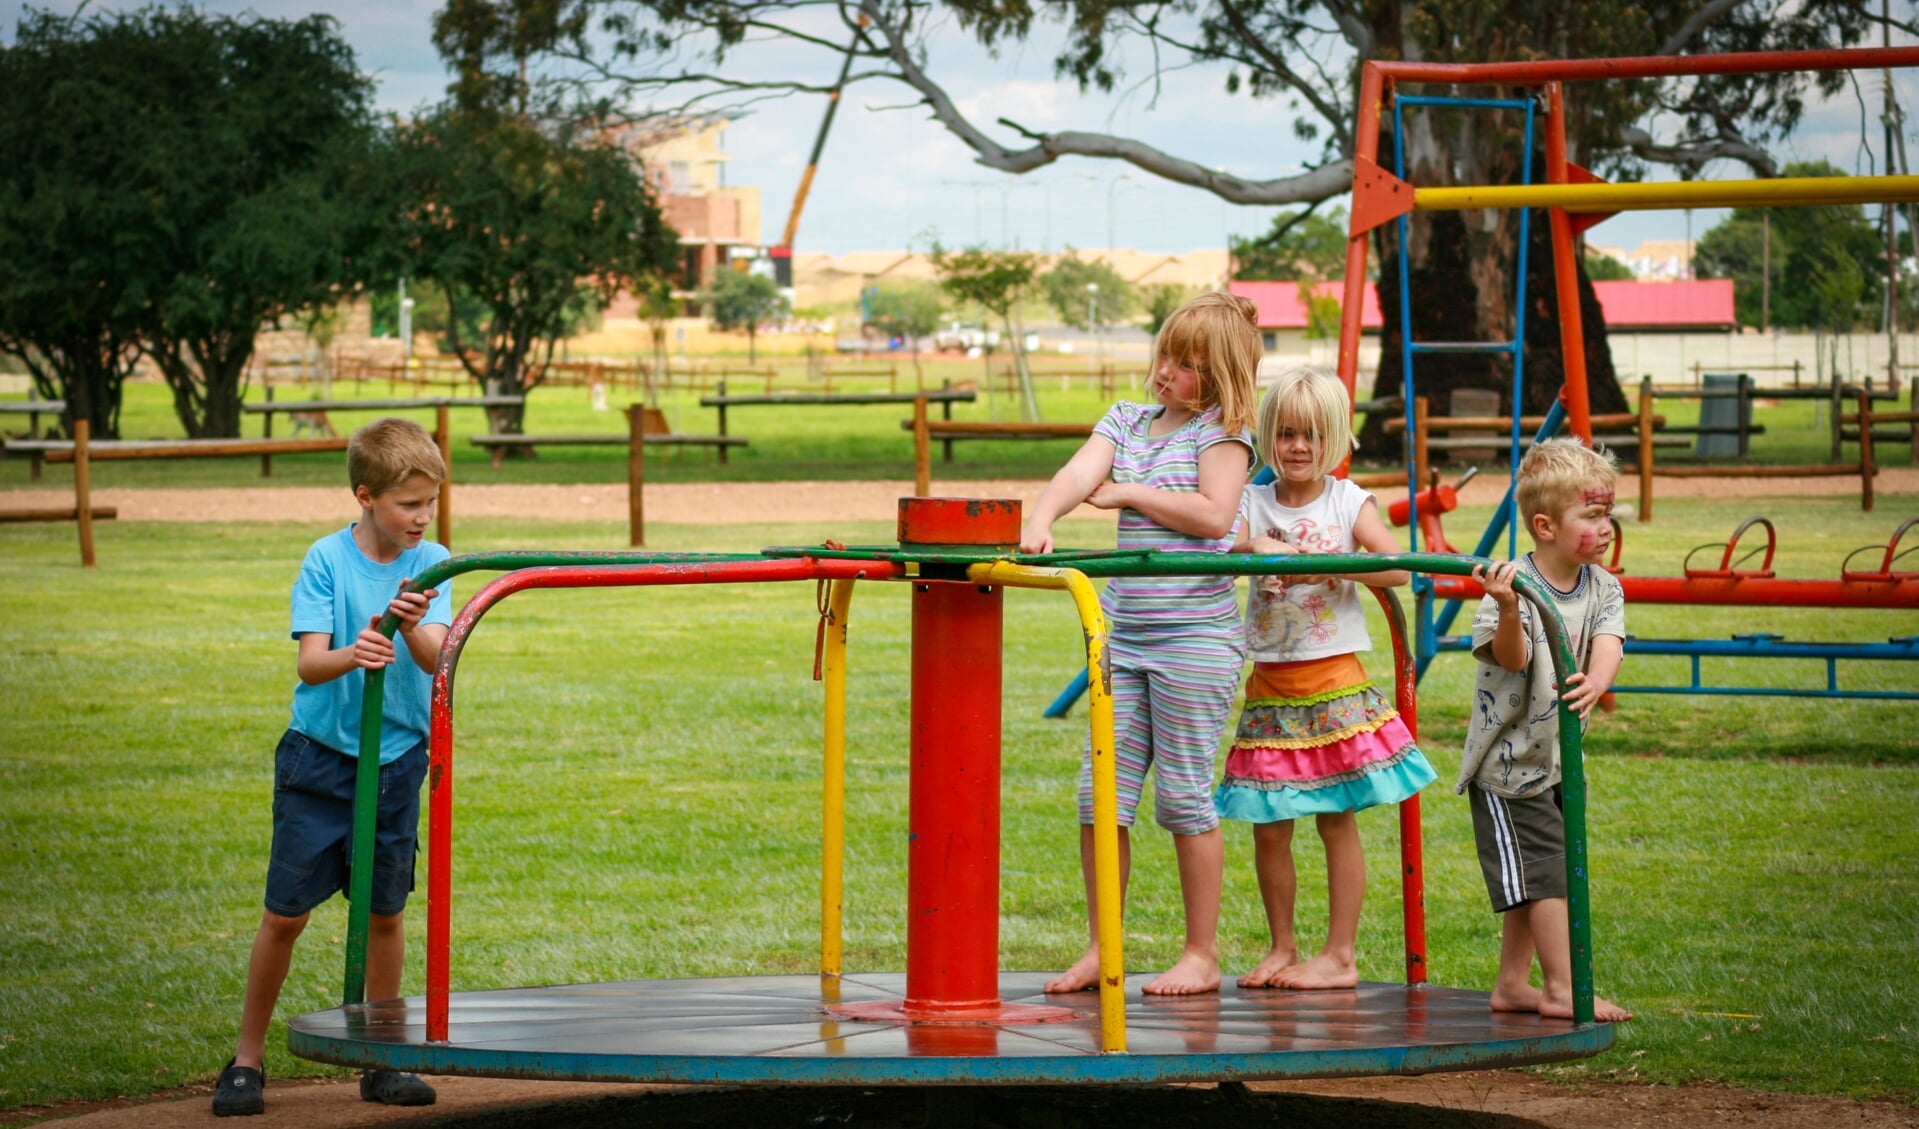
top-left (899, 498), bottom-right (1017, 1017)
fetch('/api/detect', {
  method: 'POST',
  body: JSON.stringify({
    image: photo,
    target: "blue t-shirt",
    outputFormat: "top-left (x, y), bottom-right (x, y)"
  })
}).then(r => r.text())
top-left (288, 526), bottom-right (454, 763)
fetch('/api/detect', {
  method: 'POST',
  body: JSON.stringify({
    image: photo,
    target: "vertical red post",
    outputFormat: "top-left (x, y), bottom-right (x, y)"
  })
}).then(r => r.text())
top-left (1544, 82), bottom-right (1594, 445)
top-left (899, 498), bottom-right (1017, 1017)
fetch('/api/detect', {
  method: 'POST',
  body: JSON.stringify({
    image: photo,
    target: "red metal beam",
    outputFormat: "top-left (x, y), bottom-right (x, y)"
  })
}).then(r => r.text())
top-left (425, 557), bottom-right (906, 1041)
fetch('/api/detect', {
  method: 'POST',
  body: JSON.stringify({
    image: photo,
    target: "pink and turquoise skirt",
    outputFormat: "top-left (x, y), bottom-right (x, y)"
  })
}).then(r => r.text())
top-left (1214, 653), bottom-right (1435, 824)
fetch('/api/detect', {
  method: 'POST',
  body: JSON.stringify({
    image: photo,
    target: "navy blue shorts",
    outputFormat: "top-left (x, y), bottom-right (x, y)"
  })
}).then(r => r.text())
top-left (264, 729), bottom-right (428, 918)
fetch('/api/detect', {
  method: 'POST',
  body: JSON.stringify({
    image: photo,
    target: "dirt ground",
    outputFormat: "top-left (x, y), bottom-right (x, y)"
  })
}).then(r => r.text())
top-left (12, 1071), bottom-right (1916, 1129)
top-left (9, 470), bottom-right (1916, 1128)
top-left (6, 468), bottom-right (1916, 526)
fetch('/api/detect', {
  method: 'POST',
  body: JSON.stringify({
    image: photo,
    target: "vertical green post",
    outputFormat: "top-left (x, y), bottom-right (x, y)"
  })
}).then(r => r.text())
top-left (1557, 703), bottom-right (1595, 1026)
top-left (343, 659), bottom-right (389, 1005)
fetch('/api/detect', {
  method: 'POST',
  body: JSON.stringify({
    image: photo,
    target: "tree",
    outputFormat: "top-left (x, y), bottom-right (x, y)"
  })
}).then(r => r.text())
top-left (0, 7), bottom-right (382, 439)
top-left (1694, 159), bottom-right (1885, 332)
top-left (864, 281), bottom-right (943, 385)
top-left (1232, 207), bottom-right (1353, 282)
top-left (930, 244), bottom-right (1041, 420)
top-left (1140, 283), bottom-right (1193, 336)
top-left (705, 268), bottom-right (788, 361)
top-left (392, 108), bottom-right (680, 436)
top-left (1040, 251), bottom-right (1132, 333)
top-left (632, 273), bottom-right (679, 404)
top-left (1583, 251), bottom-right (1636, 282)
top-left (524, 0), bottom-right (1883, 454)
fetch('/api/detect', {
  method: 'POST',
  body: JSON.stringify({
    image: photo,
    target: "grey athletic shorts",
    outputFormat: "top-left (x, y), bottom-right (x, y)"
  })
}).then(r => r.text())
top-left (1467, 783), bottom-right (1567, 913)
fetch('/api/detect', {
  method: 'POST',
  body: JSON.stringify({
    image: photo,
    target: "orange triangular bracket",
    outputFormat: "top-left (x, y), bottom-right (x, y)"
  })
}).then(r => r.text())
top-left (1350, 155), bottom-right (1417, 236)
top-left (1564, 163), bottom-right (1618, 236)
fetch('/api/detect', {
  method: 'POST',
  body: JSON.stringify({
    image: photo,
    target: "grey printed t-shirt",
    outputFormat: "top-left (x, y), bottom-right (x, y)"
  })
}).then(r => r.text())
top-left (1457, 555), bottom-right (1626, 799)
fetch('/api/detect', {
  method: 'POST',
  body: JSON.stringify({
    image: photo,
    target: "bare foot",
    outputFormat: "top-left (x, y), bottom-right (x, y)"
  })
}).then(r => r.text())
top-left (1490, 982), bottom-right (1544, 1013)
top-left (1141, 950), bottom-right (1220, 996)
top-left (1236, 947), bottom-right (1298, 989)
top-left (1538, 990), bottom-right (1634, 1022)
top-left (1272, 951), bottom-right (1358, 990)
top-left (1043, 947), bottom-right (1104, 994)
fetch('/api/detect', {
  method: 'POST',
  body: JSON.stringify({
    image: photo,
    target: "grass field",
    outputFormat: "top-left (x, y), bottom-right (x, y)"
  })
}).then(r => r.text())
top-left (0, 484), bottom-right (1915, 1113)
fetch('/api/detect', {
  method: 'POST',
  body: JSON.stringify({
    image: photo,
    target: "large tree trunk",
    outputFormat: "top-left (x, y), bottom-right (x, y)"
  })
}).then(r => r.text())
top-left (1359, 121), bottom-right (1626, 460)
top-left (15, 329), bottom-right (136, 439)
top-left (151, 333), bottom-right (254, 438)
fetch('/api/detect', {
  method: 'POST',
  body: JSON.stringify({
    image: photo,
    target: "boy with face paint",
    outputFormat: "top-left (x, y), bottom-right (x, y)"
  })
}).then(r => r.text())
top-left (1461, 438), bottom-right (1633, 1024)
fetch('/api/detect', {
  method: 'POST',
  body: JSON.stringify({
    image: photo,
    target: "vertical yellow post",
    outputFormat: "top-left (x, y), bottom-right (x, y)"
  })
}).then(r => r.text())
top-left (969, 562), bottom-right (1125, 1052)
top-left (819, 578), bottom-right (855, 977)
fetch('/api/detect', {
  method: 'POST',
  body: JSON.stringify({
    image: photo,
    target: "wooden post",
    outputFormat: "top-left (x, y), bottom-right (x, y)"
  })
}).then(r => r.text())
top-left (1830, 372), bottom-right (1844, 464)
top-left (434, 403), bottom-right (452, 550)
top-left (1411, 396), bottom-right (1430, 504)
top-left (74, 419), bottom-right (96, 568)
top-left (1860, 387), bottom-right (1876, 513)
top-left (1909, 376), bottom-right (1918, 467)
top-left (626, 404), bottom-right (646, 547)
top-left (913, 396), bottom-right (932, 497)
top-left (27, 407), bottom-right (42, 482)
top-left (715, 379), bottom-right (729, 467)
top-left (1637, 376), bottom-right (1654, 523)
top-left (260, 385), bottom-right (275, 478)
top-left (941, 380), bottom-right (956, 464)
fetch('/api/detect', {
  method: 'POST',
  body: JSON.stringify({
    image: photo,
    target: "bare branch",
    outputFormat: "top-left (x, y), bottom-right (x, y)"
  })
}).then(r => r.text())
top-left (855, 0), bottom-right (1349, 204)
top-left (1656, 0), bottom-right (1753, 56)
top-left (1214, 0), bottom-right (1351, 149)
top-left (1619, 124), bottom-right (1778, 178)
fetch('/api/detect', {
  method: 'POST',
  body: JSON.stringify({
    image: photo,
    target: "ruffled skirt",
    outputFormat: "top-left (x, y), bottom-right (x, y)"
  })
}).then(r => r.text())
top-left (1214, 653), bottom-right (1435, 824)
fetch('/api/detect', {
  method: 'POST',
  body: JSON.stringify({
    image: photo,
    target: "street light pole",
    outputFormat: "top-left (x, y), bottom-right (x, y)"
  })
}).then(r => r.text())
top-left (1087, 282), bottom-right (1101, 373)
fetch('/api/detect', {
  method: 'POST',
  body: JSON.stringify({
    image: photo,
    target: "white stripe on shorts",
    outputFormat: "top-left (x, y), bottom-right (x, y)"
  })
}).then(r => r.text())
top-left (1487, 792), bottom-right (1523, 907)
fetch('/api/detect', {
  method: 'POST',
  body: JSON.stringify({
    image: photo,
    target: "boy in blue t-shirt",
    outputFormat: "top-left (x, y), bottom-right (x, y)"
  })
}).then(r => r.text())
top-left (214, 418), bottom-right (454, 1117)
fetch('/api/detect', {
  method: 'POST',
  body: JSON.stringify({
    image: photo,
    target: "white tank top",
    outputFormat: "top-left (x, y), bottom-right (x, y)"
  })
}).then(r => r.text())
top-left (1240, 476), bottom-right (1375, 663)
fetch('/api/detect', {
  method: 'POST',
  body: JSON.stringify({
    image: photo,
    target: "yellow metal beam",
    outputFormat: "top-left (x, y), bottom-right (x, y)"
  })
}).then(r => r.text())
top-left (1417, 175), bottom-right (1919, 214)
top-left (969, 561), bottom-right (1125, 1055)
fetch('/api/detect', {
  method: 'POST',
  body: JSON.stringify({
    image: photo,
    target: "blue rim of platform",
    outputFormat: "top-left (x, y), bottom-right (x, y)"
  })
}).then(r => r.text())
top-left (289, 976), bottom-right (1616, 1087)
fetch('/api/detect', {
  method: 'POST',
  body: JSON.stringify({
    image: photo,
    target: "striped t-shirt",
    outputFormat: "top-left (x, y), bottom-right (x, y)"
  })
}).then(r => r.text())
top-left (1094, 401), bottom-right (1255, 635)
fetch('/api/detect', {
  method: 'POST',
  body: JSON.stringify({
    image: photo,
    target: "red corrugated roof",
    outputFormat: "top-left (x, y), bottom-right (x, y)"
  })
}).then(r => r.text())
top-left (1230, 281), bottom-right (1382, 329)
top-left (1230, 278), bottom-right (1735, 330)
top-left (1591, 279), bottom-right (1735, 328)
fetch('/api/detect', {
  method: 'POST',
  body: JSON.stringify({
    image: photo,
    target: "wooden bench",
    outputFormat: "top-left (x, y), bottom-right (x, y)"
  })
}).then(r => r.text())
top-left (0, 399), bottom-right (66, 481)
top-left (470, 431), bottom-right (746, 469)
top-left (699, 385), bottom-right (978, 466)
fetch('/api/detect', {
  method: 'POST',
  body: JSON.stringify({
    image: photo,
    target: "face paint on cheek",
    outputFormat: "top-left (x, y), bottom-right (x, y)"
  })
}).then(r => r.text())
top-left (1577, 529), bottom-right (1604, 555)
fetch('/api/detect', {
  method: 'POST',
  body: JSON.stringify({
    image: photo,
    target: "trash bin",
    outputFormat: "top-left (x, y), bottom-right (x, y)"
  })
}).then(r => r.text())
top-left (1697, 373), bottom-right (1748, 458)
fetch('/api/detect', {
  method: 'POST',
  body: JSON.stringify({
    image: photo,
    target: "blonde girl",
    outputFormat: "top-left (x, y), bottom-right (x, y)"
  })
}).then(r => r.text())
top-left (1220, 366), bottom-right (1437, 990)
top-left (1020, 291), bottom-right (1260, 997)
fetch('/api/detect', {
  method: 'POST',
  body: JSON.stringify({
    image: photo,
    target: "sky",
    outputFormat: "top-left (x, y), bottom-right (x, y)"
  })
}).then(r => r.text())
top-left (7, 0), bottom-right (1915, 258)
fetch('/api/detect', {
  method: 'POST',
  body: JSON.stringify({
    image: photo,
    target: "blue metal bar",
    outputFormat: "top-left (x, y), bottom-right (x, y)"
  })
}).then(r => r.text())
top-left (1043, 668), bottom-right (1090, 719)
top-left (1409, 341), bottom-right (1522, 354)
top-left (1396, 95), bottom-right (1537, 110)
top-left (1429, 632), bottom-right (1919, 699)
top-left (1510, 96), bottom-right (1536, 561)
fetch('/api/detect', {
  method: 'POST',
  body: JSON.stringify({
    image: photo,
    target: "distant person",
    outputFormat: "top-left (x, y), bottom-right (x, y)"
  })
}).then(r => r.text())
top-left (1218, 367), bottom-right (1436, 990)
top-left (1020, 291), bottom-right (1259, 996)
top-left (214, 418), bottom-right (452, 1116)
top-left (1463, 439), bottom-right (1633, 1023)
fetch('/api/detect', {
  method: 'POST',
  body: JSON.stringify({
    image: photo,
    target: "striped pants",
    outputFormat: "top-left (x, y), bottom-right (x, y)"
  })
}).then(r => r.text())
top-left (1077, 629), bottom-right (1243, 836)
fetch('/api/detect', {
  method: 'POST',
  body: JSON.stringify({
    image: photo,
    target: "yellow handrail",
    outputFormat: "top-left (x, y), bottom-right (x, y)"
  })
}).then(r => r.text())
top-left (970, 561), bottom-right (1125, 1054)
top-left (819, 578), bottom-right (855, 978)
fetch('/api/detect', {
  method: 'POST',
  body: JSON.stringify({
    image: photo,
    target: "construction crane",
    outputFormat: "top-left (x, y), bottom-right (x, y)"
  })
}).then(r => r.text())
top-left (770, 19), bottom-right (865, 287)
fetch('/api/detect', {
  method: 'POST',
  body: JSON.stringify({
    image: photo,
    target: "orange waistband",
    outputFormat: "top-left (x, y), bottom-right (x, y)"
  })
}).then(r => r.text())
top-left (1247, 653), bottom-right (1370, 699)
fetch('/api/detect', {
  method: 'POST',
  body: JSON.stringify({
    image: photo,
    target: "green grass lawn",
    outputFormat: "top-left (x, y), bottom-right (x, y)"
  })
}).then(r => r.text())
top-left (0, 485), bottom-right (1915, 1111)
